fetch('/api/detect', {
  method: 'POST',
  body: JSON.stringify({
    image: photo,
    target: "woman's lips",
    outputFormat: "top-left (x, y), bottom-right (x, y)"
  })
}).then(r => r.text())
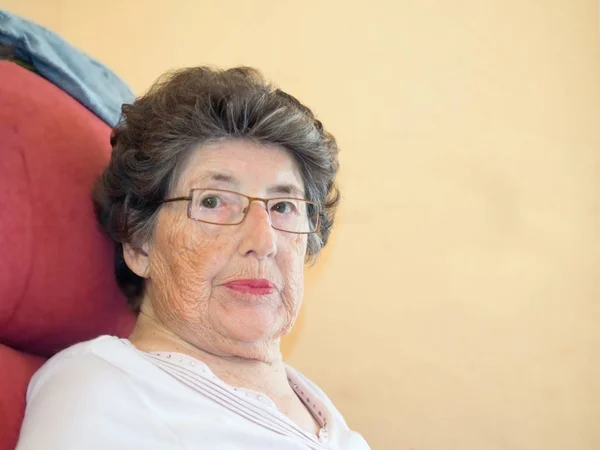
top-left (224, 279), bottom-right (276, 295)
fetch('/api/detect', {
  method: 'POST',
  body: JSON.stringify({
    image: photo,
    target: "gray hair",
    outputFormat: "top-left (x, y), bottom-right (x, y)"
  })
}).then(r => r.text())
top-left (93, 66), bottom-right (340, 311)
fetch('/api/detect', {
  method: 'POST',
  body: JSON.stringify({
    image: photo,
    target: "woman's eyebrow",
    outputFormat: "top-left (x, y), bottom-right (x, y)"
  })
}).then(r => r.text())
top-left (192, 172), bottom-right (304, 197)
top-left (193, 171), bottom-right (239, 186)
top-left (266, 184), bottom-right (305, 197)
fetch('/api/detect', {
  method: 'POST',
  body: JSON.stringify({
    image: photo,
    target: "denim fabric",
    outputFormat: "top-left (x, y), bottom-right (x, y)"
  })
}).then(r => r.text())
top-left (0, 10), bottom-right (135, 126)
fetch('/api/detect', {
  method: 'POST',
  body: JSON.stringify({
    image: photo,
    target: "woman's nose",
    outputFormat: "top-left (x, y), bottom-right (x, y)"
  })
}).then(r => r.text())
top-left (237, 201), bottom-right (277, 259)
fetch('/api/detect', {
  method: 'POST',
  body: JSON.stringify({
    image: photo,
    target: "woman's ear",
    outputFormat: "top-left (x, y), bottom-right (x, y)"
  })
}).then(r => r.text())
top-left (123, 243), bottom-right (150, 278)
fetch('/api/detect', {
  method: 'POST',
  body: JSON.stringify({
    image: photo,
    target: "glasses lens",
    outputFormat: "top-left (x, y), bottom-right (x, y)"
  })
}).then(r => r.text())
top-left (268, 199), bottom-right (319, 233)
top-left (190, 189), bottom-right (247, 224)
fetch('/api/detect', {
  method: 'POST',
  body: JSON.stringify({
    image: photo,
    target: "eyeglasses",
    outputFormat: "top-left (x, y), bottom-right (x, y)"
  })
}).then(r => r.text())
top-left (159, 188), bottom-right (321, 235)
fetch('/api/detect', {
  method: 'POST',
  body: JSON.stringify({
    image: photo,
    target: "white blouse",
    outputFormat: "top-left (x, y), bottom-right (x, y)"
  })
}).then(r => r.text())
top-left (16, 335), bottom-right (370, 450)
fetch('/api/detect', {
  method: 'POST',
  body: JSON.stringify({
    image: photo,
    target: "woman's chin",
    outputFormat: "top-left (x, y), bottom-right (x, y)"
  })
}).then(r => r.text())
top-left (216, 308), bottom-right (284, 345)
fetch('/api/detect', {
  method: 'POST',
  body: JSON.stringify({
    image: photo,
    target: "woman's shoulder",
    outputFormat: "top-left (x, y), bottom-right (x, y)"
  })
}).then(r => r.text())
top-left (27, 335), bottom-right (138, 401)
top-left (17, 336), bottom-right (180, 449)
top-left (39, 334), bottom-right (124, 364)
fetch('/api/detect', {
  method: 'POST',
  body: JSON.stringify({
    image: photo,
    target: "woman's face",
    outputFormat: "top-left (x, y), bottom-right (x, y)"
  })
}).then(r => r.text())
top-left (141, 140), bottom-right (308, 360)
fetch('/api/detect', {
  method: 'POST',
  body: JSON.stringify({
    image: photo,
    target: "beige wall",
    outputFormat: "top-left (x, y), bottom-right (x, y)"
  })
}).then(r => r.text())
top-left (4, 1), bottom-right (599, 448)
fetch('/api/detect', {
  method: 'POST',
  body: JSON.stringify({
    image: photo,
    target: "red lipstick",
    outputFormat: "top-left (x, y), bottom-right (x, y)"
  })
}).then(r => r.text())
top-left (224, 279), bottom-right (276, 295)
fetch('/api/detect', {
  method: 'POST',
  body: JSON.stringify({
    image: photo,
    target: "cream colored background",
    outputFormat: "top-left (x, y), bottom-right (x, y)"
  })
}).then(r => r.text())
top-left (3, 1), bottom-right (599, 449)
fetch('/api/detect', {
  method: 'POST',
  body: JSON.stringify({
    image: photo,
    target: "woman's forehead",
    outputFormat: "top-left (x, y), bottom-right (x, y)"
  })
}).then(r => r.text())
top-left (176, 140), bottom-right (305, 195)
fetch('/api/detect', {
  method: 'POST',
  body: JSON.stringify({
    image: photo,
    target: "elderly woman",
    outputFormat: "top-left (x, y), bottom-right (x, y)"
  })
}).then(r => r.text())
top-left (16, 67), bottom-right (370, 449)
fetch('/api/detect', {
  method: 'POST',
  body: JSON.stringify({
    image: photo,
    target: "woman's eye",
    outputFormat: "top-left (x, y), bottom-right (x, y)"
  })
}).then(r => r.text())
top-left (200, 196), bottom-right (222, 209)
top-left (272, 201), bottom-right (294, 214)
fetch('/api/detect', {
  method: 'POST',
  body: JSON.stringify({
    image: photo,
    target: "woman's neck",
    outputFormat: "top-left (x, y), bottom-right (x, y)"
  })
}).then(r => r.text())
top-left (128, 308), bottom-right (290, 392)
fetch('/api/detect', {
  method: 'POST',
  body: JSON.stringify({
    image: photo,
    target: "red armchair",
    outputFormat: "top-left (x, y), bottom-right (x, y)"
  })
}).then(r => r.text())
top-left (0, 61), bottom-right (135, 450)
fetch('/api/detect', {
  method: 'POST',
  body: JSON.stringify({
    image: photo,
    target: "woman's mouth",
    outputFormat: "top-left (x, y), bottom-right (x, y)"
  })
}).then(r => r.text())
top-left (224, 279), bottom-right (276, 295)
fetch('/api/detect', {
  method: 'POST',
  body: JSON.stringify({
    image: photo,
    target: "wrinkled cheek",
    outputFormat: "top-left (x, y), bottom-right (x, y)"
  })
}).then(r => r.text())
top-left (150, 228), bottom-right (218, 322)
top-left (280, 266), bottom-right (305, 334)
top-left (279, 233), bottom-right (307, 322)
top-left (149, 254), bottom-right (199, 322)
top-left (181, 224), bottom-right (231, 268)
top-left (291, 233), bottom-right (308, 260)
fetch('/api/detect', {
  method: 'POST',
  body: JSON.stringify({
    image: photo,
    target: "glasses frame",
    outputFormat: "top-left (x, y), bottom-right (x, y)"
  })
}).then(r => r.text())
top-left (159, 188), bottom-right (321, 235)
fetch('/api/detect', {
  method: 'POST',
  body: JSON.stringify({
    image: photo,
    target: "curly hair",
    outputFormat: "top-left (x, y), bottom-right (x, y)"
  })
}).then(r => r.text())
top-left (93, 66), bottom-right (340, 312)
